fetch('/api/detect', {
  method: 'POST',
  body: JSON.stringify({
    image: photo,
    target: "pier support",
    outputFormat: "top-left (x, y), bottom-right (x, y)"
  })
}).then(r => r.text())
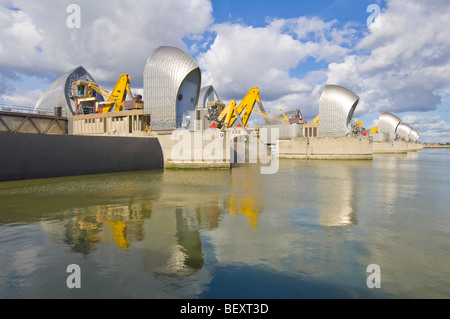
top-left (278, 136), bottom-right (373, 160)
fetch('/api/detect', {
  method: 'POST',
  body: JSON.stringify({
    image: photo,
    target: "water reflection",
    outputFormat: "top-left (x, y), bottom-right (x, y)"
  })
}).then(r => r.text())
top-left (142, 206), bottom-right (204, 276)
top-left (229, 165), bottom-right (263, 229)
top-left (0, 169), bottom-right (238, 277)
top-left (141, 169), bottom-right (231, 276)
top-left (373, 155), bottom-right (404, 214)
top-left (372, 153), bottom-right (419, 215)
top-left (43, 201), bottom-right (152, 254)
top-left (316, 161), bottom-right (358, 227)
top-left (2, 151), bottom-right (449, 298)
top-left (229, 195), bottom-right (261, 228)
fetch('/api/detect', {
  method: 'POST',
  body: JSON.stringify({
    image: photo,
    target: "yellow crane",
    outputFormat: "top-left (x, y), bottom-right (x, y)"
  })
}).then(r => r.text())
top-left (213, 87), bottom-right (272, 129)
top-left (369, 126), bottom-right (378, 134)
top-left (88, 74), bottom-right (134, 113)
top-left (311, 115), bottom-right (319, 124)
top-left (252, 108), bottom-right (290, 124)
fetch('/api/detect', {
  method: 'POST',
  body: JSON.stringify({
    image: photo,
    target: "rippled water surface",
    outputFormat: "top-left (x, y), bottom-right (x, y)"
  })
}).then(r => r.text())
top-left (1, 149), bottom-right (449, 298)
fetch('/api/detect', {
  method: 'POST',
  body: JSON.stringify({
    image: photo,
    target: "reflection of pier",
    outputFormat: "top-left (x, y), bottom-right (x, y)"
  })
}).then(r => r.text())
top-left (141, 170), bottom-right (228, 276)
top-left (143, 206), bottom-right (204, 276)
top-left (317, 162), bottom-right (360, 227)
top-left (372, 154), bottom-right (419, 215)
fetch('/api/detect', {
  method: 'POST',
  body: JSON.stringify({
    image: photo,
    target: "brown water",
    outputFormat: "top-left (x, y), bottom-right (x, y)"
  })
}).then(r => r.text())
top-left (1, 149), bottom-right (449, 298)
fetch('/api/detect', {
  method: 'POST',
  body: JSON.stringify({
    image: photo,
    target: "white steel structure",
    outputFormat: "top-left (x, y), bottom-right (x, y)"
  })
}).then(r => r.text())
top-left (34, 66), bottom-right (100, 117)
top-left (409, 130), bottom-right (420, 143)
top-left (378, 112), bottom-right (401, 141)
top-left (143, 46), bottom-right (201, 131)
top-left (318, 84), bottom-right (360, 136)
top-left (397, 123), bottom-right (413, 141)
top-left (196, 85), bottom-right (221, 110)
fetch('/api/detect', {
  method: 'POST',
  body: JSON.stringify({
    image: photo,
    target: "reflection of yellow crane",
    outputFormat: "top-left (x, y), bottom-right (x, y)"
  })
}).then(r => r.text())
top-left (108, 221), bottom-right (130, 249)
top-left (229, 195), bottom-right (261, 228)
top-left (88, 74), bottom-right (134, 113)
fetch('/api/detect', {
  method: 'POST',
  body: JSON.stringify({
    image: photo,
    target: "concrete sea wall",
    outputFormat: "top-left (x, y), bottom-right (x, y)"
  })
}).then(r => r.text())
top-left (407, 142), bottom-right (423, 151)
top-left (155, 129), bottom-right (276, 169)
top-left (278, 136), bottom-right (373, 160)
top-left (1, 130), bottom-right (426, 182)
top-left (156, 131), bottom-right (231, 169)
top-left (373, 140), bottom-right (408, 154)
top-left (0, 133), bottom-right (163, 181)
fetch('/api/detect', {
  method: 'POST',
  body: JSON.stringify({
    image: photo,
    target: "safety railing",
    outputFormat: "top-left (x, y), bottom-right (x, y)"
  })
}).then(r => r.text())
top-left (0, 104), bottom-right (57, 116)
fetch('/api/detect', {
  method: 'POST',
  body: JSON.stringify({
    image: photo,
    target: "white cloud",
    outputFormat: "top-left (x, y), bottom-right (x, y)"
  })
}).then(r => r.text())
top-left (0, 6), bottom-right (45, 73)
top-left (326, 0), bottom-right (450, 115)
top-left (0, 0), bottom-right (214, 87)
top-left (197, 16), bottom-right (355, 120)
top-left (198, 22), bottom-right (307, 97)
top-left (401, 114), bottom-right (450, 142)
top-left (1, 88), bottom-right (42, 107)
top-left (402, 114), bottom-right (450, 131)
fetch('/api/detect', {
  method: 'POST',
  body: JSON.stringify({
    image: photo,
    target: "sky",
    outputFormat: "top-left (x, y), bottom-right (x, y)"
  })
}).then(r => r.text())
top-left (1, 0), bottom-right (450, 142)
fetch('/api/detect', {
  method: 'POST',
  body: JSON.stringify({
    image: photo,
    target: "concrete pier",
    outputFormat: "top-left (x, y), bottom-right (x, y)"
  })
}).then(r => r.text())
top-left (72, 110), bottom-right (151, 137)
top-left (372, 140), bottom-right (408, 154)
top-left (155, 130), bottom-right (231, 169)
top-left (154, 129), bottom-right (276, 169)
top-left (372, 140), bottom-right (424, 153)
top-left (278, 136), bottom-right (373, 160)
top-left (407, 142), bottom-right (423, 152)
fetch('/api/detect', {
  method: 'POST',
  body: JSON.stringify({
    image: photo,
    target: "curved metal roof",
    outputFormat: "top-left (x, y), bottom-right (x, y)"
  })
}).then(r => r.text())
top-left (318, 84), bottom-right (360, 136)
top-left (378, 112), bottom-right (401, 139)
top-left (409, 129), bottom-right (420, 143)
top-left (196, 85), bottom-right (221, 110)
top-left (143, 46), bottom-right (201, 130)
top-left (34, 66), bottom-right (97, 117)
top-left (396, 123), bottom-right (413, 141)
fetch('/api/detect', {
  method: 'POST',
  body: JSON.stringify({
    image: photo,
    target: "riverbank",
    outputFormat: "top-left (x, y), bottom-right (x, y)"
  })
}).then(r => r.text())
top-left (423, 144), bottom-right (450, 148)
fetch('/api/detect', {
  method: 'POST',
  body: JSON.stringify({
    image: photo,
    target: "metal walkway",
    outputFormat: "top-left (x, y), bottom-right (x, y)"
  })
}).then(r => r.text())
top-left (0, 110), bottom-right (68, 135)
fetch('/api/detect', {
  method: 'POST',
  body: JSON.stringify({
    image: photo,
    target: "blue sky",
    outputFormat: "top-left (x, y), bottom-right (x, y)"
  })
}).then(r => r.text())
top-left (1, 0), bottom-right (449, 142)
top-left (212, 0), bottom-right (372, 25)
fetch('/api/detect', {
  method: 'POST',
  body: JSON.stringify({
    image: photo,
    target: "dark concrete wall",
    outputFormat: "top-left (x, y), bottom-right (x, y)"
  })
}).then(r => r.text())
top-left (0, 133), bottom-right (164, 181)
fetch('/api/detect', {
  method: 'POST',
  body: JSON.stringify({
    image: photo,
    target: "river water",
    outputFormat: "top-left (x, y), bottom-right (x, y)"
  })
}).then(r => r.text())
top-left (1, 149), bottom-right (449, 299)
